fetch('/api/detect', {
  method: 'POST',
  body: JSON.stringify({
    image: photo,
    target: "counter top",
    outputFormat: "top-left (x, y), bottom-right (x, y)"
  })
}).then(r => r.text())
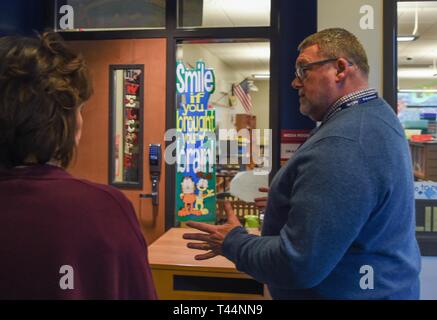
top-left (148, 227), bottom-right (259, 274)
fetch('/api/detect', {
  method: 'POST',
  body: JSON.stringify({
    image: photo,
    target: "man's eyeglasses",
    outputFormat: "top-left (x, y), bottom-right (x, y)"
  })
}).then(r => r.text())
top-left (295, 58), bottom-right (353, 81)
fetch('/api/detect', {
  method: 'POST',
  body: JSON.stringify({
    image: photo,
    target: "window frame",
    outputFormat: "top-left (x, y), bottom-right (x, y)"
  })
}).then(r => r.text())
top-left (108, 64), bottom-right (145, 190)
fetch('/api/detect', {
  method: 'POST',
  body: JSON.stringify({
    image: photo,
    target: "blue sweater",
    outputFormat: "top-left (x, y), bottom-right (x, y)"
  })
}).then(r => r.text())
top-left (223, 98), bottom-right (421, 299)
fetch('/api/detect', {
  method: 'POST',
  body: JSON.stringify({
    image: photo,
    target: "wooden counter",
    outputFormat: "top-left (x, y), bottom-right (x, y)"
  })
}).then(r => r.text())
top-left (148, 227), bottom-right (270, 300)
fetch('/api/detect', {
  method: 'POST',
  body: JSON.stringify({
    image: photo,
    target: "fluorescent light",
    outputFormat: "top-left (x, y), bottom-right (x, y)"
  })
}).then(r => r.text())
top-left (398, 68), bottom-right (437, 79)
top-left (397, 35), bottom-right (418, 42)
top-left (398, 89), bottom-right (437, 93)
top-left (252, 73), bottom-right (270, 79)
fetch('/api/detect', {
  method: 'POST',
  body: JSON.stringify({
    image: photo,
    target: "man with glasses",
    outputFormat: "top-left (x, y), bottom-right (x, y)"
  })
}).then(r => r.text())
top-left (184, 28), bottom-right (421, 299)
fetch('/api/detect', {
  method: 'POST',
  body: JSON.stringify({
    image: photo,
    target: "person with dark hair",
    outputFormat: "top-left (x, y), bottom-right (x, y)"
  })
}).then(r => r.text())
top-left (0, 32), bottom-right (156, 299)
top-left (183, 28), bottom-right (421, 299)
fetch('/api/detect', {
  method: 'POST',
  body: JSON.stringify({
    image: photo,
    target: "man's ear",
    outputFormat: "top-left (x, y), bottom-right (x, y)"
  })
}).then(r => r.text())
top-left (335, 58), bottom-right (349, 81)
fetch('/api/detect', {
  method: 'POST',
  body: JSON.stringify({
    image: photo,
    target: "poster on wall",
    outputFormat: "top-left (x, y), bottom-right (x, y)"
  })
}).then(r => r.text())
top-left (175, 61), bottom-right (216, 222)
top-left (280, 129), bottom-right (311, 166)
top-left (123, 69), bottom-right (141, 182)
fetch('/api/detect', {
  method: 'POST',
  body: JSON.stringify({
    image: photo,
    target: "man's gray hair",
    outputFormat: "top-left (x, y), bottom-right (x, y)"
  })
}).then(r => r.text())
top-left (298, 28), bottom-right (369, 76)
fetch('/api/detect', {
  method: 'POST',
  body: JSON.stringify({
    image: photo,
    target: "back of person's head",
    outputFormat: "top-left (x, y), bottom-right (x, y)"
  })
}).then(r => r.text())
top-left (298, 28), bottom-right (369, 77)
top-left (0, 32), bottom-right (93, 169)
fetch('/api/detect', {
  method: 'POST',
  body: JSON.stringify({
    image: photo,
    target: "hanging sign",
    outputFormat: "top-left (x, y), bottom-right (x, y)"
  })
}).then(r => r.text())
top-left (175, 61), bottom-right (216, 222)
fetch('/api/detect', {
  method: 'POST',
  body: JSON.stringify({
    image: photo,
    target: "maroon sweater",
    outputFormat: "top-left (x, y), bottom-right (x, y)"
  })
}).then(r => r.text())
top-left (0, 164), bottom-right (157, 299)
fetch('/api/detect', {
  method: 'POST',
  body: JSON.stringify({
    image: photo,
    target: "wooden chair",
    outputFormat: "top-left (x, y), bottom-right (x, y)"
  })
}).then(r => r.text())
top-left (215, 192), bottom-right (260, 225)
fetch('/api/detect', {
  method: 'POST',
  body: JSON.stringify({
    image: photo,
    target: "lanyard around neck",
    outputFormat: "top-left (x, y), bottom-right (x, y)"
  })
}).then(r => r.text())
top-left (323, 91), bottom-right (379, 125)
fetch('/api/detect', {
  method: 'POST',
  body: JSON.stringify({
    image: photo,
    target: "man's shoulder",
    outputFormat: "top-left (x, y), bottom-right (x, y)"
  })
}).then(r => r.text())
top-left (319, 98), bottom-right (403, 140)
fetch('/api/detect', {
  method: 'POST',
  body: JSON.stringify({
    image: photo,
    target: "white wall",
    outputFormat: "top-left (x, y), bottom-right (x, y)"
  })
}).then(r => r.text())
top-left (251, 80), bottom-right (270, 131)
top-left (318, 0), bottom-right (383, 93)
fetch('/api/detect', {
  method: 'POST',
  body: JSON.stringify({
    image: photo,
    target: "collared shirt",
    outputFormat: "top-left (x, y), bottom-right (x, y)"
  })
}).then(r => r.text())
top-left (306, 88), bottom-right (378, 140)
top-left (321, 88), bottom-right (378, 125)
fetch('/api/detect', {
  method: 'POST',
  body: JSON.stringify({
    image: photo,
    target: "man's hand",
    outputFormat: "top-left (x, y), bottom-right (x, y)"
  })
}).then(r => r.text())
top-left (183, 201), bottom-right (242, 260)
top-left (254, 187), bottom-right (269, 210)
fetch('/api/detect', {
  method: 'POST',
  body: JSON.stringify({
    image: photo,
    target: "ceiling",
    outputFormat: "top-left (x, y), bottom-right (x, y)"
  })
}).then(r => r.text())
top-left (200, 0), bottom-right (270, 28)
top-left (179, 0), bottom-right (270, 79)
top-left (398, 1), bottom-right (437, 82)
top-left (180, 41), bottom-right (270, 80)
top-left (176, 40), bottom-right (270, 80)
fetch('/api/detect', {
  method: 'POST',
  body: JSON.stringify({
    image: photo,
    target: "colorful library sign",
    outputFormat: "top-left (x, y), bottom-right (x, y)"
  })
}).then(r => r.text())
top-left (175, 61), bottom-right (216, 222)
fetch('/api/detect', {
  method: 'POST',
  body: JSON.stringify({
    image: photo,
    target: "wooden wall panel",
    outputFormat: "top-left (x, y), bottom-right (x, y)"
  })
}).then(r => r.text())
top-left (68, 39), bottom-right (167, 245)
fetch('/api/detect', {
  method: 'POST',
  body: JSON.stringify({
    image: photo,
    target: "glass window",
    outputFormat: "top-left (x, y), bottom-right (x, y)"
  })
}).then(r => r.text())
top-left (177, 0), bottom-right (270, 28)
top-left (397, 1), bottom-right (437, 255)
top-left (55, 0), bottom-right (165, 31)
top-left (397, 1), bottom-right (437, 182)
top-left (175, 40), bottom-right (271, 226)
top-left (109, 65), bottom-right (144, 188)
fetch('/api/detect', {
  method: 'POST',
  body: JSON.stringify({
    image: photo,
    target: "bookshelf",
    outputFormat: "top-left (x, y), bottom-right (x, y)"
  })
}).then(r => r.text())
top-left (409, 141), bottom-right (437, 181)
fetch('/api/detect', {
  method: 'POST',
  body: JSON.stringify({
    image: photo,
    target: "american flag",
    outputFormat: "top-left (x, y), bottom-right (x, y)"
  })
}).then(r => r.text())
top-left (233, 79), bottom-right (252, 114)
